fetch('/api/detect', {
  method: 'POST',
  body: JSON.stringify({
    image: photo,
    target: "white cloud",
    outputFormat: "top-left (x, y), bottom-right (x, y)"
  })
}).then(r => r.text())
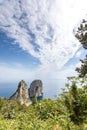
top-left (0, 63), bottom-right (34, 83)
top-left (75, 51), bottom-right (82, 58)
top-left (0, 0), bottom-right (87, 69)
top-left (75, 62), bottom-right (81, 68)
top-left (0, 62), bottom-right (75, 82)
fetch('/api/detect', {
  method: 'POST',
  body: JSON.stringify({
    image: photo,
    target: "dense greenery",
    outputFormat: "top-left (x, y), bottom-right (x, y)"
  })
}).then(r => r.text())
top-left (0, 75), bottom-right (87, 130)
top-left (76, 55), bottom-right (87, 77)
top-left (75, 19), bottom-right (87, 49)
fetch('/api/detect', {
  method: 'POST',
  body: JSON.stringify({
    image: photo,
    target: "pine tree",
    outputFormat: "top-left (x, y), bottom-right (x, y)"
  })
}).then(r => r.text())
top-left (75, 19), bottom-right (87, 49)
top-left (76, 55), bottom-right (87, 77)
top-left (62, 77), bottom-right (87, 125)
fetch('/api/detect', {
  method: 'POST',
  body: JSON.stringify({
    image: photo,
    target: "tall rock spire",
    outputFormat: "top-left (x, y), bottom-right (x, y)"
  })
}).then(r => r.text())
top-left (9, 80), bottom-right (31, 106)
top-left (29, 80), bottom-right (43, 100)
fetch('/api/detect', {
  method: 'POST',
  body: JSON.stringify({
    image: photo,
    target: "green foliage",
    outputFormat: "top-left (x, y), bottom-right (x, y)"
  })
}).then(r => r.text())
top-left (76, 56), bottom-right (87, 77)
top-left (61, 77), bottom-right (87, 126)
top-left (35, 98), bottom-right (60, 120)
top-left (75, 19), bottom-right (87, 49)
top-left (32, 95), bottom-right (38, 105)
top-left (0, 92), bottom-right (87, 130)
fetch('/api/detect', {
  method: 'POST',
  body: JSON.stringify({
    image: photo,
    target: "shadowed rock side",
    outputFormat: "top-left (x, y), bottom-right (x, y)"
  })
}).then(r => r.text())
top-left (29, 80), bottom-right (43, 99)
top-left (9, 80), bottom-right (31, 106)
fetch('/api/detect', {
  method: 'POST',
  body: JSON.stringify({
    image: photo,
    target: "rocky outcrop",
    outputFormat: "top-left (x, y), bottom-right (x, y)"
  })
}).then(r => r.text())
top-left (9, 80), bottom-right (31, 106)
top-left (29, 80), bottom-right (43, 98)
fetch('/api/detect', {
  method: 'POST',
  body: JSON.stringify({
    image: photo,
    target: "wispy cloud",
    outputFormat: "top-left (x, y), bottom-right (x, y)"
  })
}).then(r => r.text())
top-left (1, 0), bottom-right (87, 68)
top-left (0, 63), bottom-right (34, 83)
top-left (0, 61), bottom-right (75, 82)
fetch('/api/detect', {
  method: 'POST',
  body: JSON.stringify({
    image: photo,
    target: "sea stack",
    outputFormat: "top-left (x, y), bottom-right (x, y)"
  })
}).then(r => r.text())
top-left (9, 80), bottom-right (31, 106)
top-left (29, 80), bottom-right (43, 101)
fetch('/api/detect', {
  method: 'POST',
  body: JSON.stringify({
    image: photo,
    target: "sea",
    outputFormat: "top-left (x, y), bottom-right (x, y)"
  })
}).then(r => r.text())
top-left (0, 81), bottom-right (65, 99)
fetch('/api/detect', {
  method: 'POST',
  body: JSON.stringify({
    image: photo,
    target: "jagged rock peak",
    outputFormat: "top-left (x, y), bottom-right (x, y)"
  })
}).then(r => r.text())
top-left (29, 80), bottom-right (43, 98)
top-left (18, 80), bottom-right (27, 89)
top-left (9, 80), bottom-right (31, 106)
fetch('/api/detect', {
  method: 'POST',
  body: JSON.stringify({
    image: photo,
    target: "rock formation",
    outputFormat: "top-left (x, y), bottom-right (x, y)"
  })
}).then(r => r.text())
top-left (29, 80), bottom-right (43, 99)
top-left (9, 80), bottom-right (31, 106)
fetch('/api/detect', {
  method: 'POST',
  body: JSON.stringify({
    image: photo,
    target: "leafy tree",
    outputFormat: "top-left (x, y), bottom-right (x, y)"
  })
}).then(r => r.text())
top-left (75, 19), bottom-right (87, 49)
top-left (32, 95), bottom-right (38, 105)
top-left (75, 18), bottom-right (87, 77)
top-left (76, 55), bottom-right (87, 77)
top-left (62, 77), bottom-right (87, 125)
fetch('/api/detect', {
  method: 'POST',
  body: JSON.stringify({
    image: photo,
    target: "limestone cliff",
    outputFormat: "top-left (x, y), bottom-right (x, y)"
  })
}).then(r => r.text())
top-left (29, 80), bottom-right (43, 98)
top-left (9, 80), bottom-right (31, 106)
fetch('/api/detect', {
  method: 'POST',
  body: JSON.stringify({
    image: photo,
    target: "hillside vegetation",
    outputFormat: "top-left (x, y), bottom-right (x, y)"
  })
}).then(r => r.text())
top-left (0, 75), bottom-right (87, 129)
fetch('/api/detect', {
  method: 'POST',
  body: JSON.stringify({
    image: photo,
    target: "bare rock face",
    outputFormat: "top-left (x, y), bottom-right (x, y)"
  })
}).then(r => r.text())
top-left (29, 80), bottom-right (43, 98)
top-left (9, 80), bottom-right (31, 106)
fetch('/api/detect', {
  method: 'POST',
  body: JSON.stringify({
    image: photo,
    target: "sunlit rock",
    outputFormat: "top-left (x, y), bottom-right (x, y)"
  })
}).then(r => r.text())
top-left (9, 80), bottom-right (31, 106)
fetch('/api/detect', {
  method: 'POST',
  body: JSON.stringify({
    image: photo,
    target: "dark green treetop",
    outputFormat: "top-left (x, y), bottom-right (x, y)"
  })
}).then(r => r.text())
top-left (75, 19), bottom-right (87, 49)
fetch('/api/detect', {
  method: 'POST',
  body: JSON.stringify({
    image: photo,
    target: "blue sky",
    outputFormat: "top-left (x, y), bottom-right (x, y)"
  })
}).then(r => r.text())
top-left (0, 0), bottom-right (87, 98)
top-left (0, 30), bottom-right (40, 68)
